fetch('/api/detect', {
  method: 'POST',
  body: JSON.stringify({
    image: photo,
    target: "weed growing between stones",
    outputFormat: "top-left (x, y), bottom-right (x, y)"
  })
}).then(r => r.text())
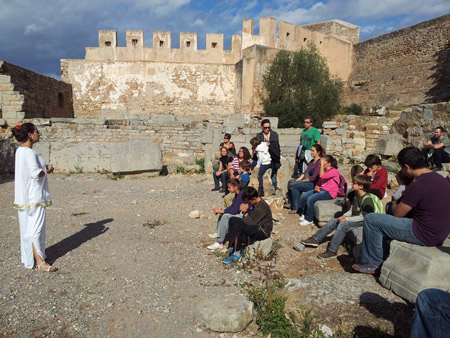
top-left (106, 173), bottom-right (124, 180)
top-left (96, 168), bottom-right (109, 174)
top-left (68, 165), bottom-right (84, 174)
top-left (194, 158), bottom-right (205, 174)
top-left (177, 167), bottom-right (186, 174)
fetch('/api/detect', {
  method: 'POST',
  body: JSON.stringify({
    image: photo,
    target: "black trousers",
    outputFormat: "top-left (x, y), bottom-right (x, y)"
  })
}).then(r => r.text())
top-left (423, 148), bottom-right (450, 169)
top-left (226, 217), bottom-right (268, 252)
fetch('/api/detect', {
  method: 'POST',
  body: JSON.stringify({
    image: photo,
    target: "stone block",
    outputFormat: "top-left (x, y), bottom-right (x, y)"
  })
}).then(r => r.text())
top-left (202, 130), bottom-right (213, 144)
top-left (335, 128), bottom-right (346, 135)
top-left (223, 126), bottom-right (238, 135)
top-left (196, 294), bottom-right (253, 332)
top-left (375, 134), bottom-right (404, 156)
top-left (379, 238), bottom-right (450, 303)
top-left (0, 119), bottom-right (6, 127)
top-left (320, 135), bottom-right (333, 152)
top-left (314, 199), bottom-right (344, 222)
top-left (246, 237), bottom-right (274, 260)
top-left (50, 140), bottom-right (162, 173)
top-left (0, 139), bottom-right (18, 173)
top-left (279, 128), bottom-right (302, 135)
top-left (242, 128), bottom-right (261, 135)
top-left (322, 121), bottom-right (337, 129)
top-left (175, 115), bottom-right (203, 123)
top-left (225, 114), bottom-right (245, 128)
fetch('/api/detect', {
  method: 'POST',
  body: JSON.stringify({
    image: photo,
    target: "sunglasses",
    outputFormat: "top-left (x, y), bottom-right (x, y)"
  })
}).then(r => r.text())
top-left (304, 121), bottom-right (312, 124)
top-left (263, 126), bottom-right (271, 130)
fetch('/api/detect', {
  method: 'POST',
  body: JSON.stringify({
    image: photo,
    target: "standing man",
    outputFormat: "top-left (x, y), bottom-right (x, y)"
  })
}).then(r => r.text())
top-left (255, 119), bottom-right (281, 196)
top-left (422, 126), bottom-right (450, 171)
top-left (298, 117), bottom-right (321, 173)
top-left (352, 147), bottom-right (450, 275)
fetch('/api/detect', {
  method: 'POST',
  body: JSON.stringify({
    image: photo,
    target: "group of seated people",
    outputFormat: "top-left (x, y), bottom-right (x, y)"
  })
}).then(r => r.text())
top-left (208, 119), bottom-right (450, 275)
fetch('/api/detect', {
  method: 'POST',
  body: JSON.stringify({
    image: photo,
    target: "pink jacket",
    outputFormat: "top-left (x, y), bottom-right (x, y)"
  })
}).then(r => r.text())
top-left (317, 167), bottom-right (340, 199)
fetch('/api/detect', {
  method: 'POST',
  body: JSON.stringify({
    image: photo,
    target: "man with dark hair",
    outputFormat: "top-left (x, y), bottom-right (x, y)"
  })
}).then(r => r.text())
top-left (353, 147), bottom-right (450, 275)
top-left (255, 119), bottom-right (281, 196)
top-left (422, 126), bottom-right (450, 170)
top-left (296, 116), bottom-right (321, 174)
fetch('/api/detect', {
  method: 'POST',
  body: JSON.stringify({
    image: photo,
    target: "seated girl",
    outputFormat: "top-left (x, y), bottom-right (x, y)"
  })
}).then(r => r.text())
top-left (286, 143), bottom-right (323, 214)
top-left (212, 146), bottom-right (233, 193)
top-left (299, 155), bottom-right (341, 226)
top-left (223, 187), bottom-right (273, 264)
top-left (207, 178), bottom-right (245, 251)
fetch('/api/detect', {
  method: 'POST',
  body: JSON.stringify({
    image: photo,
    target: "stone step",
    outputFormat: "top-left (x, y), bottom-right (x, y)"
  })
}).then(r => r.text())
top-left (379, 238), bottom-right (450, 303)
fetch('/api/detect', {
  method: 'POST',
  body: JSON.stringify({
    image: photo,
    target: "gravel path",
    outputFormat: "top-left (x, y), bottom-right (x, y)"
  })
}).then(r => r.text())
top-left (0, 172), bottom-right (411, 337)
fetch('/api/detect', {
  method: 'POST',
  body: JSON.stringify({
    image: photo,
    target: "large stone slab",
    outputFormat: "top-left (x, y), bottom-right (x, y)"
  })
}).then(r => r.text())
top-left (0, 139), bottom-right (17, 173)
top-left (196, 293), bottom-right (254, 332)
top-left (379, 238), bottom-right (450, 303)
top-left (50, 140), bottom-right (162, 173)
top-left (375, 134), bottom-right (404, 156)
top-left (314, 199), bottom-right (344, 222)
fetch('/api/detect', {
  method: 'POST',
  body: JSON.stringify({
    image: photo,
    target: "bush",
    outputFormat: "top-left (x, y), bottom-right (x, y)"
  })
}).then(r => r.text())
top-left (261, 45), bottom-right (342, 128)
top-left (342, 103), bottom-right (363, 115)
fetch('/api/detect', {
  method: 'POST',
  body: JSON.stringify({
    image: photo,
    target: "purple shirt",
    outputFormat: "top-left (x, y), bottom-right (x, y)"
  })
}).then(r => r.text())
top-left (224, 190), bottom-right (244, 215)
top-left (402, 171), bottom-right (450, 246)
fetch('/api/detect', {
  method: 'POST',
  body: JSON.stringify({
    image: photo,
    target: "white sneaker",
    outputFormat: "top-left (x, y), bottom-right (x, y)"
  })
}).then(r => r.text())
top-left (299, 219), bottom-right (313, 226)
top-left (207, 242), bottom-right (224, 251)
top-left (299, 215), bottom-right (305, 221)
top-left (208, 233), bottom-right (218, 239)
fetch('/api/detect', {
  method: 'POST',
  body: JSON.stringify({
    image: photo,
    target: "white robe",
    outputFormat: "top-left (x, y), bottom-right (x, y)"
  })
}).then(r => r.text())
top-left (14, 147), bottom-right (52, 268)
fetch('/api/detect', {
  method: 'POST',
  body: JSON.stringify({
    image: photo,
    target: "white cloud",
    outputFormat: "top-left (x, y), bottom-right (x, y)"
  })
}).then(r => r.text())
top-left (192, 18), bottom-right (206, 27)
top-left (24, 23), bottom-right (44, 35)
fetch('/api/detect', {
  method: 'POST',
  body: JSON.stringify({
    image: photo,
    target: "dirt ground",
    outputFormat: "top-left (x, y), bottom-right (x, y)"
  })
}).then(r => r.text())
top-left (0, 172), bottom-right (413, 337)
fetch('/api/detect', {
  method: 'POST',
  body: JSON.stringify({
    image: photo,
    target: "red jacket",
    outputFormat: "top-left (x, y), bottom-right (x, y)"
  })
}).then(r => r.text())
top-left (364, 167), bottom-right (388, 198)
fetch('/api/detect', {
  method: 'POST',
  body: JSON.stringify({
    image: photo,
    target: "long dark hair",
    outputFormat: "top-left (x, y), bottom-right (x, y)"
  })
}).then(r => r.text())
top-left (11, 123), bottom-right (36, 143)
top-left (239, 147), bottom-right (251, 161)
top-left (322, 155), bottom-right (338, 169)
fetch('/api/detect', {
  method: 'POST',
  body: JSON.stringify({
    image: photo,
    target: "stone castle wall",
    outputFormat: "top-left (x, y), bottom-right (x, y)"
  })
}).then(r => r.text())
top-left (343, 13), bottom-right (450, 108)
top-left (0, 60), bottom-right (73, 124)
top-left (61, 17), bottom-right (357, 119)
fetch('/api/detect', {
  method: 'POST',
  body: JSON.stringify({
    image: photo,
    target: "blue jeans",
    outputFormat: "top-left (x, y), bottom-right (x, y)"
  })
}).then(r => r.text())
top-left (258, 164), bottom-right (278, 191)
top-left (313, 218), bottom-right (363, 253)
top-left (289, 181), bottom-right (314, 210)
top-left (213, 171), bottom-right (229, 190)
top-left (410, 288), bottom-right (450, 338)
top-left (299, 189), bottom-right (332, 222)
top-left (361, 213), bottom-right (424, 266)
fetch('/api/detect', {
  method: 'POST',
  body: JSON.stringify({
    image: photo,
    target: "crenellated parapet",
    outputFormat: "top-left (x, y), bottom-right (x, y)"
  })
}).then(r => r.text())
top-left (85, 29), bottom-right (242, 64)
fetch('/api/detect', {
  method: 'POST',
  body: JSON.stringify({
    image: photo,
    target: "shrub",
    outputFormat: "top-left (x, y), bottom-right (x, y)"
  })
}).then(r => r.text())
top-left (342, 103), bottom-right (363, 115)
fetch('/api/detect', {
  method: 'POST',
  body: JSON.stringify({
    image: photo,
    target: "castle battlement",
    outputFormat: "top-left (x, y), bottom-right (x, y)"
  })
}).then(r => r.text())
top-left (86, 29), bottom-right (242, 64)
top-left (83, 17), bottom-right (359, 65)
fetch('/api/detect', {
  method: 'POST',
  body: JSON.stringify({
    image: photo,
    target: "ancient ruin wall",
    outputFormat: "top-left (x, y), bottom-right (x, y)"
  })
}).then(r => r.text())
top-left (61, 60), bottom-right (237, 118)
top-left (343, 13), bottom-right (450, 108)
top-left (0, 60), bottom-right (73, 122)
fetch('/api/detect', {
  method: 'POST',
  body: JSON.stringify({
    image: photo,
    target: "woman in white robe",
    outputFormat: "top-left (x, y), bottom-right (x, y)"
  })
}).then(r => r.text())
top-left (11, 123), bottom-right (57, 272)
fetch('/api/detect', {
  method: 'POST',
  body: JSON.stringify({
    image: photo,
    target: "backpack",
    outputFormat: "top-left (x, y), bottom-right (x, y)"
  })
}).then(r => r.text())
top-left (362, 193), bottom-right (384, 214)
top-left (332, 174), bottom-right (348, 197)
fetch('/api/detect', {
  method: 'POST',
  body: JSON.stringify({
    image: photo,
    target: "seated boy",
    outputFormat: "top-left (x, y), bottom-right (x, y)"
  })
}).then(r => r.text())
top-left (300, 174), bottom-right (379, 259)
top-left (223, 187), bottom-right (273, 264)
top-left (237, 160), bottom-right (251, 187)
top-left (363, 154), bottom-right (388, 199)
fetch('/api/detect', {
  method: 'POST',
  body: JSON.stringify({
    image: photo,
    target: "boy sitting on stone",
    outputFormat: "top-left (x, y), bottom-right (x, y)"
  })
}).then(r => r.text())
top-left (300, 174), bottom-right (380, 259)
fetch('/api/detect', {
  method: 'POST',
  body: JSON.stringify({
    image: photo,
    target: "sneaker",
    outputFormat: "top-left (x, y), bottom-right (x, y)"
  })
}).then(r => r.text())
top-left (258, 189), bottom-right (265, 197)
top-left (299, 219), bottom-right (313, 226)
top-left (208, 232), bottom-right (218, 239)
top-left (317, 250), bottom-right (337, 259)
top-left (334, 199), bottom-right (345, 207)
top-left (219, 188), bottom-right (226, 193)
top-left (207, 242), bottom-right (224, 251)
top-left (289, 209), bottom-right (298, 214)
top-left (352, 263), bottom-right (379, 275)
top-left (300, 237), bottom-right (319, 247)
top-left (211, 187), bottom-right (220, 191)
top-left (223, 253), bottom-right (242, 264)
top-left (299, 214), bottom-right (305, 221)
top-left (283, 203), bottom-right (291, 209)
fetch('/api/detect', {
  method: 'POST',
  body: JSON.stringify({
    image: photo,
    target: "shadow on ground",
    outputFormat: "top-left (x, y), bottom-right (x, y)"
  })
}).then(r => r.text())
top-left (46, 218), bottom-right (112, 264)
top-left (353, 292), bottom-right (414, 338)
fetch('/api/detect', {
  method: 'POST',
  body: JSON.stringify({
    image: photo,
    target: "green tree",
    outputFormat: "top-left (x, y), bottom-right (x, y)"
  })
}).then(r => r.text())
top-left (261, 45), bottom-right (342, 128)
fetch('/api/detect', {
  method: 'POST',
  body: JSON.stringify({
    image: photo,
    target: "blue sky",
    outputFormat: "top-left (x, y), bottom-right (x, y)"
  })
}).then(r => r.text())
top-left (0, 0), bottom-right (449, 79)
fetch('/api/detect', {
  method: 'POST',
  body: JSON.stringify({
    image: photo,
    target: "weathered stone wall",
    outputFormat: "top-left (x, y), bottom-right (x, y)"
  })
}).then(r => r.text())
top-left (61, 61), bottom-right (237, 118)
top-left (2, 103), bottom-right (448, 174)
top-left (0, 60), bottom-right (73, 123)
top-left (343, 13), bottom-right (450, 108)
